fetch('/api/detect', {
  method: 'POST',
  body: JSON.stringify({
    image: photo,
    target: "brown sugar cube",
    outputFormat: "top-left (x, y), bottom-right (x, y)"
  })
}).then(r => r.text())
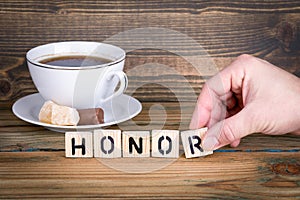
top-left (78, 108), bottom-right (104, 125)
top-left (39, 101), bottom-right (80, 126)
top-left (38, 101), bottom-right (53, 124)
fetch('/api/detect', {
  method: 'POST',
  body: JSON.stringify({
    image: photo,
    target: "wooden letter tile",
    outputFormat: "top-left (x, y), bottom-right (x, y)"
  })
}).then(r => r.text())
top-left (122, 131), bottom-right (150, 157)
top-left (93, 129), bottom-right (122, 158)
top-left (181, 128), bottom-right (213, 158)
top-left (151, 130), bottom-right (179, 158)
top-left (65, 132), bottom-right (93, 158)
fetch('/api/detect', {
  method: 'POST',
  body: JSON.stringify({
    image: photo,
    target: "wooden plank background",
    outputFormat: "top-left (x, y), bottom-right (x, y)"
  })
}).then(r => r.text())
top-left (0, 0), bottom-right (299, 105)
top-left (0, 1), bottom-right (300, 199)
top-left (1, 151), bottom-right (300, 199)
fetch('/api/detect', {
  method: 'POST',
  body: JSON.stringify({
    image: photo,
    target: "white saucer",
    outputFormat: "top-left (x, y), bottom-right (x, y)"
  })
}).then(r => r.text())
top-left (12, 93), bottom-right (142, 132)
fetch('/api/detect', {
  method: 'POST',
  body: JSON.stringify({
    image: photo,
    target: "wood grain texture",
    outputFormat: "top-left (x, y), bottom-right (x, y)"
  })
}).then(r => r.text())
top-left (0, 1), bottom-right (300, 14)
top-left (0, 151), bottom-right (299, 199)
top-left (0, 1), bottom-right (299, 103)
top-left (0, 2), bottom-right (300, 198)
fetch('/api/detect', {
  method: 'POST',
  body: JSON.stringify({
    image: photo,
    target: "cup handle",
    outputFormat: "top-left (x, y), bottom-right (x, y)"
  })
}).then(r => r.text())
top-left (101, 71), bottom-right (128, 102)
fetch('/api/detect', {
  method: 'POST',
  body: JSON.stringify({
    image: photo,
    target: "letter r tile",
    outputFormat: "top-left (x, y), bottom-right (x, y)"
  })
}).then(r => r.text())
top-left (181, 128), bottom-right (213, 158)
top-left (94, 129), bottom-right (122, 158)
top-left (65, 132), bottom-right (93, 158)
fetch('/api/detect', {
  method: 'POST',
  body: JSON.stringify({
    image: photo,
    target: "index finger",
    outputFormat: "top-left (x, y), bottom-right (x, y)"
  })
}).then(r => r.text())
top-left (189, 55), bottom-right (248, 129)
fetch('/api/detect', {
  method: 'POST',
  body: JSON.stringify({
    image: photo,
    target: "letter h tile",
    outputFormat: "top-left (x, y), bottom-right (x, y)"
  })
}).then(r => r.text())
top-left (65, 132), bottom-right (93, 158)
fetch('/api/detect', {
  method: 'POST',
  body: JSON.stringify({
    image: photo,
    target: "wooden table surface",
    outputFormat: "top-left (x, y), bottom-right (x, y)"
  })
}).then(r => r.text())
top-left (1, 0), bottom-right (300, 199)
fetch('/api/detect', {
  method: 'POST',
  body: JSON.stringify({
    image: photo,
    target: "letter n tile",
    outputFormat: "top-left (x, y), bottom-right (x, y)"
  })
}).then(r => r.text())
top-left (122, 131), bottom-right (150, 158)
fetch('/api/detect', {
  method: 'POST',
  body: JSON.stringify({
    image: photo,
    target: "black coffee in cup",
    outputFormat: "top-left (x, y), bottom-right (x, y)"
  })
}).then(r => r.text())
top-left (27, 41), bottom-right (127, 109)
top-left (40, 55), bottom-right (112, 67)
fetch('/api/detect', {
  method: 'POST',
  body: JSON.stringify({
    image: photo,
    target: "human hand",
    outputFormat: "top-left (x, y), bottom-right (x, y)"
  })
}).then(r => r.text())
top-left (189, 54), bottom-right (300, 150)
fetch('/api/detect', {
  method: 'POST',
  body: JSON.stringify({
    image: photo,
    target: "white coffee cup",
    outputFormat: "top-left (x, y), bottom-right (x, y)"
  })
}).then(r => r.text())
top-left (26, 41), bottom-right (128, 109)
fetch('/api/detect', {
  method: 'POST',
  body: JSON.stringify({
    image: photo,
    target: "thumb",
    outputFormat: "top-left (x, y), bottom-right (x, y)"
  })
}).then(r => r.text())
top-left (202, 107), bottom-right (255, 150)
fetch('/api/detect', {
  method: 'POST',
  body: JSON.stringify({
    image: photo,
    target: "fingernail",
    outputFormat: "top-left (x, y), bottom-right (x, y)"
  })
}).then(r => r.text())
top-left (202, 136), bottom-right (219, 150)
